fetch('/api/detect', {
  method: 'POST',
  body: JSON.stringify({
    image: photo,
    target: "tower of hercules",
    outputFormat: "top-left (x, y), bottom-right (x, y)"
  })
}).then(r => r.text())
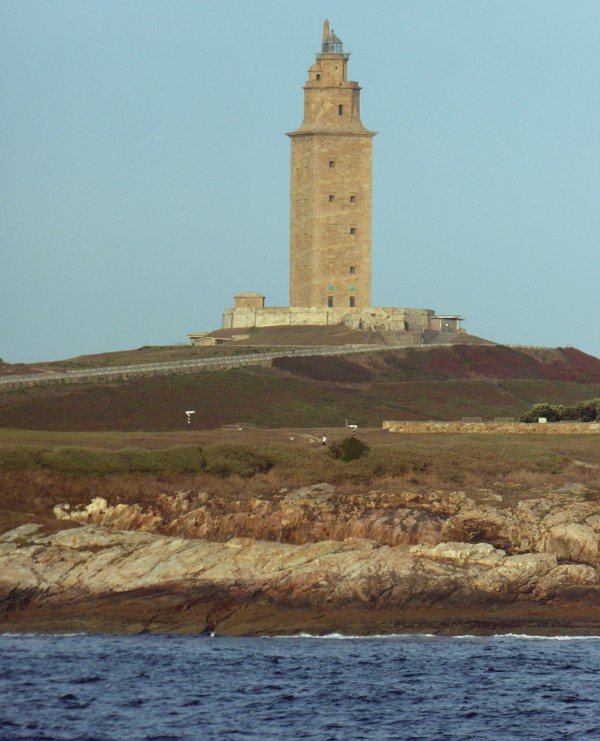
top-left (207, 21), bottom-right (463, 341)
top-left (287, 20), bottom-right (376, 310)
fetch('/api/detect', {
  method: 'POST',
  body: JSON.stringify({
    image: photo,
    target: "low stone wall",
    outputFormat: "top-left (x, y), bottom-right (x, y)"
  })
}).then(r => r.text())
top-left (222, 306), bottom-right (434, 332)
top-left (383, 421), bottom-right (600, 434)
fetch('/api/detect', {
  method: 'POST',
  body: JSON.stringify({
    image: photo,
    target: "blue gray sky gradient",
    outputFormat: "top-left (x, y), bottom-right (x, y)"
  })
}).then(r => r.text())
top-left (2, 1), bottom-right (599, 363)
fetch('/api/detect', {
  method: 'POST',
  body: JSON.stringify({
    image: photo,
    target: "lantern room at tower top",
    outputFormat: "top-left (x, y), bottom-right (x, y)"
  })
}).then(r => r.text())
top-left (212, 21), bottom-right (464, 342)
top-left (319, 20), bottom-right (346, 56)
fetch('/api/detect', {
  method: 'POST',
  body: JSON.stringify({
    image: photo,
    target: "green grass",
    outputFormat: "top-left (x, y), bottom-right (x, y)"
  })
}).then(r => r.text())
top-left (2, 373), bottom-right (599, 430)
top-left (0, 444), bottom-right (275, 478)
top-left (0, 436), bottom-right (565, 482)
top-left (499, 380), bottom-right (600, 406)
top-left (28, 344), bottom-right (283, 370)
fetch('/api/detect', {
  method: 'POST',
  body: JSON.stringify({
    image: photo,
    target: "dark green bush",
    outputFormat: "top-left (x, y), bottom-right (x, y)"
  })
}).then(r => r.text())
top-left (42, 448), bottom-right (126, 475)
top-left (520, 403), bottom-right (564, 423)
top-left (329, 436), bottom-right (369, 462)
top-left (573, 398), bottom-right (600, 422)
top-left (201, 444), bottom-right (273, 477)
top-left (520, 398), bottom-right (600, 423)
top-left (0, 447), bottom-right (46, 472)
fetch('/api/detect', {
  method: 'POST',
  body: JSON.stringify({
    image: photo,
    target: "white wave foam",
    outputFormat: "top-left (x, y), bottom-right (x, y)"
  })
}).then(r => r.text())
top-left (0, 632), bottom-right (88, 638)
top-left (270, 632), bottom-right (600, 641)
top-left (493, 633), bottom-right (600, 641)
top-left (272, 632), bottom-right (437, 640)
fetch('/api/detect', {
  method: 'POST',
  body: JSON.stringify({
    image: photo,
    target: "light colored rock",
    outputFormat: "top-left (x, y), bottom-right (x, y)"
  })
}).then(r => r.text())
top-left (12, 481), bottom-right (598, 620)
top-left (45, 483), bottom-right (600, 568)
top-left (534, 564), bottom-right (599, 601)
top-left (0, 524), bottom-right (580, 611)
top-left (472, 553), bottom-right (557, 594)
top-left (410, 542), bottom-right (506, 566)
top-left (541, 523), bottom-right (599, 564)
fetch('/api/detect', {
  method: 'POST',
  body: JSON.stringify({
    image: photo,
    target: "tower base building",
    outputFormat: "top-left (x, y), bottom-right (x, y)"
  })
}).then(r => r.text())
top-left (222, 303), bottom-right (436, 334)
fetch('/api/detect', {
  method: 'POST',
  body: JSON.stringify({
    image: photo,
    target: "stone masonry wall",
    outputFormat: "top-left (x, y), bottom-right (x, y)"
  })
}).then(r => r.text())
top-left (383, 421), bottom-right (600, 434)
top-left (222, 306), bottom-right (434, 331)
top-left (289, 134), bottom-right (373, 308)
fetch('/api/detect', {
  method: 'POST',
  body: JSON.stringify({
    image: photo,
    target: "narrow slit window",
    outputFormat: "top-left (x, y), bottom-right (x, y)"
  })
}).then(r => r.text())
top-left (329, 160), bottom-right (335, 168)
top-left (328, 195), bottom-right (335, 203)
top-left (327, 296), bottom-right (334, 308)
top-left (349, 296), bottom-right (356, 308)
top-left (349, 266), bottom-right (356, 274)
top-left (338, 104), bottom-right (344, 116)
top-left (350, 227), bottom-right (356, 236)
top-left (350, 195), bottom-right (356, 203)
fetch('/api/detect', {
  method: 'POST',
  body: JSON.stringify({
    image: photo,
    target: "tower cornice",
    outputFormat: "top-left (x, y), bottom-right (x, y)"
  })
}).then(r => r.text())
top-left (286, 129), bottom-right (377, 138)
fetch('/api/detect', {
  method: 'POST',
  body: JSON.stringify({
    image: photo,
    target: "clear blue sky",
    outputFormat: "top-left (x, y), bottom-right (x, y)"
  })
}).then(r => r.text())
top-left (2, 1), bottom-right (599, 363)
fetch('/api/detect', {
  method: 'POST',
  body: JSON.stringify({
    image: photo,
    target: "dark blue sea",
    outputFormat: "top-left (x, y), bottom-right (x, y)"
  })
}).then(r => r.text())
top-left (1, 633), bottom-right (600, 740)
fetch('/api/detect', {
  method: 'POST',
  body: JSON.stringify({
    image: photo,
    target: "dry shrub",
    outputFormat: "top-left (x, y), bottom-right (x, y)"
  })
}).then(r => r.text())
top-left (0, 444), bottom-right (271, 478)
top-left (0, 447), bottom-right (46, 472)
top-left (0, 436), bottom-right (568, 487)
top-left (201, 444), bottom-right (273, 477)
top-left (427, 437), bottom-right (563, 479)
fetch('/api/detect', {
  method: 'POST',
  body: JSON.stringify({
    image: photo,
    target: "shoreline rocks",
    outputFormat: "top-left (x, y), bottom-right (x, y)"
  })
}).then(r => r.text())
top-left (3, 501), bottom-right (600, 635)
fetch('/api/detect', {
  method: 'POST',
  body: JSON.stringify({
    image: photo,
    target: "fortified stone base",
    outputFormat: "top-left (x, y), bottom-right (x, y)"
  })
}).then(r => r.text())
top-left (222, 306), bottom-right (435, 332)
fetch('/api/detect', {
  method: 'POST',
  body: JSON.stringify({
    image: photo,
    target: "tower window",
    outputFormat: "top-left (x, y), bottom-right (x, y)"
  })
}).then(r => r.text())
top-left (327, 296), bottom-right (334, 308)
top-left (328, 195), bottom-right (335, 202)
top-left (338, 105), bottom-right (344, 116)
top-left (329, 160), bottom-right (335, 168)
top-left (350, 195), bottom-right (356, 203)
top-left (349, 266), bottom-right (356, 274)
top-left (316, 73), bottom-right (321, 80)
top-left (350, 228), bottom-right (356, 236)
top-left (349, 296), bottom-right (356, 307)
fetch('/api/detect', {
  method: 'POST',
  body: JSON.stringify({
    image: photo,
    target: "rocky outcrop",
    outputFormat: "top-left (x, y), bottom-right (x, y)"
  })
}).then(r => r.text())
top-left (53, 484), bottom-right (600, 566)
top-left (3, 481), bottom-right (600, 635)
top-left (52, 486), bottom-right (467, 547)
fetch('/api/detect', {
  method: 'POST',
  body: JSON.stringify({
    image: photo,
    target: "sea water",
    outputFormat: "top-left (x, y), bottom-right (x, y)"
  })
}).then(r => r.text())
top-left (1, 633), bottom-right (599, 740)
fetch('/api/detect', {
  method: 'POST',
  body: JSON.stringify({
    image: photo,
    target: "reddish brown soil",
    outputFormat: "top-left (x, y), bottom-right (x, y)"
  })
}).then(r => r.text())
top-left (274, 346), bottom-right (600, 384)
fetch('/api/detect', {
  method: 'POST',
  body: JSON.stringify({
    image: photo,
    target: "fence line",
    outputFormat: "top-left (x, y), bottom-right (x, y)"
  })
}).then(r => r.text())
top-left (1, 342), bottom-right (445, 391)
top-left (3, 340), bottom-right (543, 392)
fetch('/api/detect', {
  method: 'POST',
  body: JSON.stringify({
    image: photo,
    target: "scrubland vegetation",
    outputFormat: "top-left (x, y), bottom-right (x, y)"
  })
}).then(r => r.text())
top-left (520, 398), bottom-right (600, 423)
top-left (2, 434), bottom-right (600, 535)
top-left (0, 436), bottom-right (580, 482)
top-left (3, 344), bottom-right (600, 536)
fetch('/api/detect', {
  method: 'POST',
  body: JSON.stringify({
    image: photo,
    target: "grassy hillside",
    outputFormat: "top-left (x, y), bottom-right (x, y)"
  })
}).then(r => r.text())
top-left (1, 345), bottom-right (600, 431)
top-left (0, 326), bottom-right (376, 374)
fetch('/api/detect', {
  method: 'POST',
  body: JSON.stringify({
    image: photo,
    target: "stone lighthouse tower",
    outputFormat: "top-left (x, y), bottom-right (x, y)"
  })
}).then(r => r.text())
top-left (287, 21), bottom-right (376, 309)
top-left (214, 22), bottom-right (452, 340)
